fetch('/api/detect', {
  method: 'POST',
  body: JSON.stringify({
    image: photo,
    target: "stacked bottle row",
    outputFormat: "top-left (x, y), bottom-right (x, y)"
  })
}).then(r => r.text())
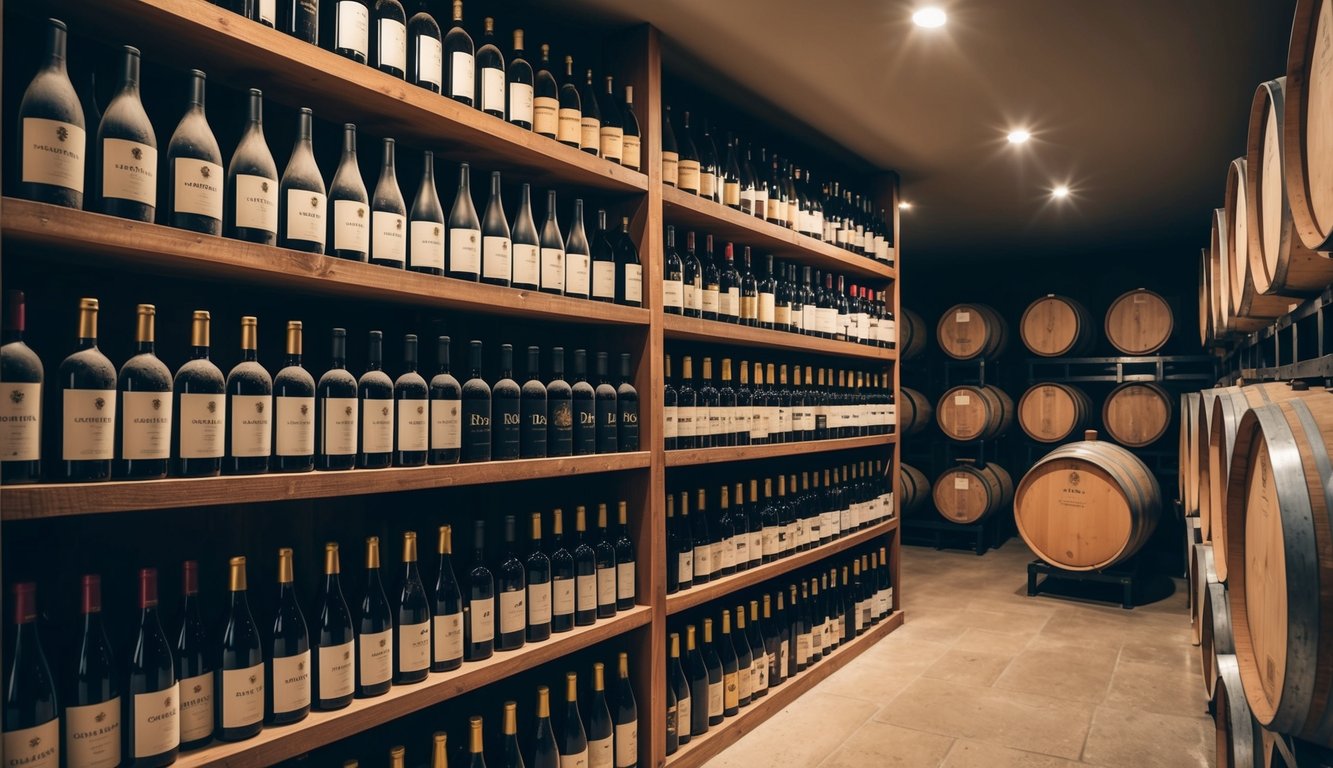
top-left (666, 461), bottom-right (893, 594)
top-left (1, 505), bottom-right (636, 763)
top-left (664, 544), bottom-right (894, 753)
top-left (663, 354), bottom-right (894, 451)
top-left (0, 294), bottom-right (640, 483)
top-left (662, 228), bottom-right (894, 346)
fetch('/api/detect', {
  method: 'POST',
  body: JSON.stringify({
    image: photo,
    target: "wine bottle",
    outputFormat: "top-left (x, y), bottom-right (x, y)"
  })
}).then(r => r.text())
top-left (283, 0), bottom-right (318, 41)
top-left (466, 716), bottom-right (488, 768)
top-left (662, 226), bottom-right (683, 314)
top-left (266, 549), bottom-right (311, 725)
top-left (18, 18), bottom-right (86, 209)
top-left (770, 591), bottom-right (786, 686)
top-left (461, 340), bottom-right (491, 463)
top-left (371, 138), bottom-right (407, 268)
top-left (533, 44), bottom-right (559, 139)
top-left (60, 298), bottom-right (116, 482)
top-left (273, 321), bottom-right (316, 472)
top-left (661, 105), bottom-right (678, 187)
top-left (507, 30), bottom-right (534, 129)
top-left (466, 520), bottom-right (496, 661)
top-left (557, 57), bottom-right (583, 148)
top-left (572, 506), bottom-right (597, 626)
top-left (165, 69), bottom-right (223, 233)
top-left (721, 134), bottom-right (741, 209)
top-left (395, 532), bottom-right (432, 683)
top-left (429, 336), bottom-right (462, 465)
top-left (565, 199), bottom-right (591, 299)
top-left (512, 183), bottom-right (541, 290)
top-left (65, 574), bottom-right (120, 768)
top-left (1, 291), bottom-right (42, 483)
top-left (97, 46), bottom-right (156, 222)
top-left (431, 732), bottom-right (449, 768)
top-left (734, 365), bottom-right (752, 447)
top-left (372, 0), bottom-right (407, 78)
top-left (668, 633), bottom-right (690, 747)
top-left (549, 508), bottom-right (575, 633)
top-left (315, 328), bottom-right (358, 470)
top-left (525, 512), bottom-right (553, 642)
top-left (520, 345), bottom-right (547, 459)
top-left (533, 685), bottom-right (560, 768)
top-left (408, 5), bottom-right (442, 92)
top-left (612, 217), bottom-right (642, 307)
top-left (739, 248), bottom-right (758, 327)
top-left (732, 607), bottom-right (752, 708)
top-left (314, 543), bottom-right (354, 711)
top-left (497, 515), bottom-right (527, 651)
top-left (591, 210), bottom-right (616, 303)
top-left (700, 618), bottom-right (725, 725)
top-left (356, 537), bottom-right (393, 698)
top-left (394, 334), bottom-right (429, 466)
top-left (675, 357), bottom-right (696, 450)
top-left (477, 17), bottom-right (506, 117)
top-left (570, 350), bottom-right (595, 456)
top-left (721, 243), bottom-right (742, 323)
top-left (116, 304), bottom-right (172, 480)
top-left (447, 163), bottom-right (482, 280)
top-left (391, 745), bottom-right (408, 768)
top-left (621, 87), bottom-right (641, 171)
top-left (431, 525), bottom-right (465, 672)
top-left (559, 672), bottom-right (588, 766)
top-left (278, 108), bottom-right (327, 253)
top-left (610, 502), bottom-right (637, 612)
top-left (357, 330), bottom-right (394, 468)
top-left (539, 190), bottom-right (566, 295)
top-left (407, 150), bottom-right (446, 274)
top-left (593, 353), bottom-right (618, 453)
top-left (537, 349), bottom-right (570, 459)
top-left (443, 0), bottom-right (474, 105)
top-left (585, 663), bottom-right (613, 768)
top-left (690, 490), bottom-right (712, 584)
top-left (330, 0), bottom-right (370, 62)
top-left (664, 494), bottom-right (683, 592)
top-left (597, 75), bottom-right (624, 165)
top-left (492, 344), bottom-right (521, 460)
top-left (757, 254), bottom-right (777, 329)
top-left (616, 354), bottom-right (638, 452)
top-left (173, 562), bottom-right (213, 749)
top-left (697, 359), bottom-right (717, 448)
top-left (699, 119), bottom-right (719, 202)
top-left (676, 111), bottom-right (699, 195)
top-left (683, 624), bottom-right (708, 736)
top-left (4, 583), bottom-right (59, 768)
top-left (226, 89), bottom-right (279, 243)
top-left (481, 171), bottom-right (512, 286)
top-left (681, 232), bottom-right (701, 318)
top-left (593, 504), bottom-right (617, 619)
top-left (716, 360), bottom-right (736, 448)
top-left (747, 600), bottom-right (768, 698)
top-left (501, 701), bottom-right (524, 768)
top-left (329, 124), bottom-right (371, 261)
top-left (217, 557), bottom-right (264, 741)
top-left (700, 235), bottom-right (720, 321)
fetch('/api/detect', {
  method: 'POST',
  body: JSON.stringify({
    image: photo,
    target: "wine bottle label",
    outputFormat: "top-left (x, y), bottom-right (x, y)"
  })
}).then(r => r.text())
top-left (229, 394), bottom-right (272, 457)
top-left (740, 295), bottom-right (757, 321)
top-left (623, 134), bottom-right (641, 171)
top-left (699, 171), bottom-right (716, 199)
top-left (429, 397), bottom-right (461, 450)
top-left (580, 118), bottom-right (600, 153)
top-left (358, 629), bottom-right (393, 687)
top-left (396, 399), bottom-right (428, 452)
top-left (65, 697), bottom-right (122, 767)
top-left (361, 398), bottom-right (394, 454)
top-left (678, 160), bottom-right (701, 193)
top-left (759, 293), bottom-right (776, 324)
top-left (235, 174), bottom-right (279, 233)
top-left (372, 210), bottom-right (407, 264)
top-left (717, 289), bottom-right (735, 316)
top-left (449, 228), bottom-right (481, 273)
top-left (63, 388), bottom-right (116, 460)
top-left (560, 750), bottom-right (588, 768)
top-left (481, 68), bottom-right (505, 114)
top-left (271, 651), bottom-right (312, 714)
top-left (701, 288), bottom-right (719, 315)
top-left (613, 721), bottom-right (639, 767)
top-left (600, 127), bottom-right (624, 163)
top-left (661, 152), bottom-right (679, 187)
top-left (101, 138), bottom-right (158, 206)
top-left (675, 689), bottom-right (690, 734)
top-left (616, 562), bottom-right (635, 601)
top-left (22, 117), bottom-right (86, 193)
top-left (450, 51), bottom-right (475, 101)
top-left (509, 82), bottom-right (534, 125)
top-left (753, 189), bottom-right (768, 216)
top-left (796, 633), bottom-right (811, 666)
top-left (575, 573), bottom-right (597, 614)
top-left (693, 545), bottom-right (710, 577)
top-left (258, 0), bottom-right (276, 23)
top-left (528, 580), bottom-right (552, 625)
top-left (787, 201), bottom-right (799, 227)
top-left (5, 719), bottom-right (59, 768)
top-left (318, 640), bottom-right (355, 700)
top-left (566, 252), bottom-right (591, 295)
top-left (709, 542), bottom-right (722, 574)
top-left (662, 404), bottom-right (677, 440)
top-left (173, 157), bottom-right (224, 220)
top-left (589, 736), bottom-right (613, 768)
top-left (177, 672), bottom-right (214, 742)
top-left (723, 180), bottom-right (741, 207)
top-left (539, 247), bottom-right (566, 292)
top-left (333, 199), bottom-right (371, 253)
top-left (684, 283), bottom-right (700, 311)
top-left (220, 663), bottom-right (265, 728)
top-left (416, 35), bottom-right (443, 88)
top-left (678, 550), bottom-right (693, 581)
top-left (552, 577), bottom-right (574, 616)
top-left (407, 220), bottom-right (446, 271)
top-left (321, 396), bottom-right (358, 456)
top-left (499, 590), bottom-right (525, 634)
top-left (534, 96), bottom-right (559, 136)
top-left (662, 279), bottom-right (683, 309)
top-left (596, 566), bottom-right (616, 607)
top-left (469, 597), bottom-right (495, 642)
top-left (778, 641), bottom-right (789, 675)
top-left (719, 540), bottom-right (735, 571)
top-left (592, 261), bottom-right (616, 299)
top-left (707, 681), bottom-right (723, 717)
top-left (336, 0), bottom-right (370, 55)
top-left (513, 243), bottom-right (540, 286)
top-left (678, 405), bottom-right (697, 438)
top-left (285, 189), bottom-right (327, 245)
top-left (275, 395), bottom-right (315, 457)
top-left (755, 657), bottom-right (767, 691)
top-left (397, 621), bottom-right (431, 673)
top-left (0, 381), bottom-right (41, 461)
top-left (433, 612), bottom-right (463, 663)
top-left (378, 17), bottom-right (406, 71)
top-left (765, 198), bottom-right (785, 223)
top-left (734, 535), bottom-right (747, 562)
top-left (775, 303), bottom-right (791, 326)
top-left (461, 399), bottom-right (490, 460)
top-left (737, 663), bottom-right (751, 700)
top-left (482, 235), bottom-right (512, 280)
top-left (121, 390), bottom-right (173, 460)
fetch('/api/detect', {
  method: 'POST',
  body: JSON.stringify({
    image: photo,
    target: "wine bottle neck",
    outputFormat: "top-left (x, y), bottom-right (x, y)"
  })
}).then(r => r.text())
top-left (188, 74), bottom-right (206, 109)
top-left (137, 340), bottom-right (155, 355)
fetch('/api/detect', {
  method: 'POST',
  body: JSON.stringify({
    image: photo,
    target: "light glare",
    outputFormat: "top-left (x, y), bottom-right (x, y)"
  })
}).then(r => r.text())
top-left (912, 7), bottom-right (947, 28)
top-left (1007, 130), bottom-right (1031, 145)
top-left (898, 201), bottom-right (913, 210)
top-left (1051, 185), bottom-right (1071, 199)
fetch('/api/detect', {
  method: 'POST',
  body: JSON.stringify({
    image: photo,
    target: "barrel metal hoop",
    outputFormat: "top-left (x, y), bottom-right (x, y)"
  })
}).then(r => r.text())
top-left (1287, 397), bottom-right (1333, 741)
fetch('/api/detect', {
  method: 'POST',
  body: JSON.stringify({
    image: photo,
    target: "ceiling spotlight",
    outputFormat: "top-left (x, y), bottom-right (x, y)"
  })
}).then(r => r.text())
top-left (898, 201), bottom-right (913, 210)
top-left (1007, 130), bottom-right (1031, 145)
top-left (912, 7), bottom-right (947, 28)
top-left (1051, 185), bottom-right (1071, 199)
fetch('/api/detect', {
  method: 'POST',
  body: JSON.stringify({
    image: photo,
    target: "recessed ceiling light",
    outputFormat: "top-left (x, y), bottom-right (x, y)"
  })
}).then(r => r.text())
top-left (898, 201), bottom-right (913, 210)
top-left (1007, 130), bottom-right (1031, 145)
top-left (1051, 185), bottom-right (1071, 199)
top-left (912, 7), bottom-right (947, 28)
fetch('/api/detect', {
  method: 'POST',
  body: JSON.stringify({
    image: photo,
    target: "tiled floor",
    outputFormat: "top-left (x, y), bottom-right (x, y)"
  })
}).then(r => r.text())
top-left (705, 540), bottom-right (1214, 768)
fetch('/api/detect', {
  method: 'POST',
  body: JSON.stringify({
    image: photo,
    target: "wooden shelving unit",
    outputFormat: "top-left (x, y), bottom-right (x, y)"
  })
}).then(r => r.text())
top-left (665, 434), bottom-right (896, 467)
top-left (663, 313), bottom-right (896, 360)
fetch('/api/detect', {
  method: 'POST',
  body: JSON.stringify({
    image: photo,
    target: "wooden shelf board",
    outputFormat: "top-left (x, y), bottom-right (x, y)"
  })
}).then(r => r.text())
top-left (1, 452), bottom-right (651, 520)
top-left (36, 0), bottom-right (647, 194)
top-left (172, 606), bottom-right (652, 768)
top-left (2, 200), bottom-right (650, 327)
top-left (665, 434), bottom-right (895, 468)
top-left (666, 518), bottom-right (899, 615)
top-left (662, 186), bottom-right (896, 281)
top-left (662, 314), bottom-right (896, 360)
top-left (665, 610), bottom-right (905, 768)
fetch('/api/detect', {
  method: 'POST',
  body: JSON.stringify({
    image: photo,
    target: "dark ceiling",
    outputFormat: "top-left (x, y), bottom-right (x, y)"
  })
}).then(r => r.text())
top-left (564, 0), bottom-right (1296, 263)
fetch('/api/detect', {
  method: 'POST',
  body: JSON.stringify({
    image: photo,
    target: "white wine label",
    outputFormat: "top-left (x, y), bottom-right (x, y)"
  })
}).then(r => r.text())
top-left (678, 551), bottom-right (693, 581)
top-left (678, 160), bottom-right (701, 192)
top-left (22, 117), bottom-right (86, 192)
top-left (481, 68), bottom-right (505, 114)
top-left (275, 395), bottom-right (315, 457)
top-left (700, 171), bottom-right (716, 199)
top-left (65, 697), bottom-right (121, 767)
top-left (737, 662), bottom-right (750, 700)
top-left (333, 199), bottom-right (371, 253)
top-left (663, 404), bottom-right (677, 439)
top-left (553, 578), bottom-right (574, 616)
top-left (623, 134), bottom-right (641, 170)
top-left (220, 663), bottom-right (265, 728)
top-left (121, 390), bottom-right (172, 460)
top-left (322, 396), bottom-right (358, 456)
top-left (541, 247), bottom-right (566, 292)
top-left (410, 220), bottom-right (446, 271)
top-left (318, 640), bottom-right (355, 700)
top-left (397, 399), bottom-right (428, 452)
top-left (661, 152), bottom-right (679, 187)
top-left (361, 398), bottom-right (394, 454)
top-left (417, 35), bottom-right (443, 88)
top-left (589, 736), bottom-right (613, 768)
top-left (6, 719), bottom-right (59, 768)
top-left (662, 279), bottom-right (684, 309)
top-left (556, 109), bottom-right (581, 145)
top-left (580, 118), bottom-right (600, 153)
top-left (172, 157), bottom-right (223, 219)
top-left (616, 562), bottom-right (635, 601)
top-left (675, 406), bottom-right (694, 438)
top-left (433, 612), bottom-right (463, 663)
top-left (513, 243), bottom-right (540, 286)
top-left (693, 545), bottom-right (711, 578)
top-left (450, 51), bottom-right (475, 101)
top-left (372, 210), bottom-right (407, 265)
top-left (560, 750), bottom-right (588, 768)
top-left (592, 261), bottom-right (616, 299)
top-left (528, 580), bottom-right (552, 625)
top-left (469, 597), bottom-right (495, 643)
top-left (358, 629), bottom-right (393, 687)
top-left (229, 394), bottom-right (272, 457)
top-left (271, 652), bottom-right (311, 714)
top-left (707, 681), bottom-right (723, 717)
top-left (178, 672), bottom-right (213, 743)
top-left (234, 174), bottom-right (279, 233)
top-left (430, 397), bottom-right (461, 450)
top-left (600, 127), bottom-right (624, 163)
top-left (534, 96), bottom-right (559, 136)
top-left (482, 235), bottom-right (513, 281)
top-left (0, 381), bottom-right (41, 461)
top-left (765, 197), bottom-right (784, 223)
top-left (597, 567), bottom-right (616, 607)
top-left (285, 189), bottom-right (327, 245)
top-left (775, 303), bottom-right (791, 326)
top-left (576, 573), bottom-right (596, 613)
top-left (398, 621), bottom-right (431, 673)
top-left (378, 17), bottom-right (406, 71)
top-left (723, 180), bottom-right (741, 207)
top-left (449, 228), bottom-right (481, 273)
top-left (623, 264), bottom-right (643, 304)
top-left (759, 294), bottom-right (776, 324)
top-left (499, 590), bottom-right (525, 634)
top-left (614, 722), bottom-right (637, 767)
top-left (718, 289), bottom-right (737, 316)
top-left (101, 138), bottom-right (157, 206)
top-left (566, 252), bottom-right (591, 295)
top-left (509, 82), bottom-right (534, 125)
top-left (676, 693), bottom-right (691, 735)
top-left (63, 388), bottom-right (116, 460)
top-left (258, 0), bottom-right (276, 24)
top-left (337, 1), bottom-right (369, 55)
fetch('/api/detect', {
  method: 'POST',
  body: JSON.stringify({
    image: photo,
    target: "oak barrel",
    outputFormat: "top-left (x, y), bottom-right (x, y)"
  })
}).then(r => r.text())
top-left (1014, 430), bottom-right (1161, 572)
top-left (1224, 394), bottom-right (1333, 742)
top-left (936, 385), bottom-right (1014, 441)
top-left (1202, 247), bottom-right (1216, 346)
top-left (932, 462), bottom-right (1013, 525)
top-left (1198, 389), bottom-right (1223, 540)
top-left (1182, 391), bottom-right (1202, 515)
top-left (1102, 381), bottom-right (1173, 447)
top-left (1216, 653), bottom-right (1265, 768)
top-left (1018, 382), bottom-right (1092, 443)
top-left (1230, 155), bottom-right (1297, 322)
top-left (899, 387), bottom-right (934, 436)
top-left (1193, 541), bottom-right (1218, 646)
top-left (1020, 294), bottom-right (1094, 357)
top-left (936, 303), bottom-right (1008, 360)
top-left (900, 308), bottom-right (927, 360)
top-left (1287, 0), bottom-right (1333, 256)
top-left (1105, 288), bottom-right (1174, 354)
top-left (900, 463), bottom-right (930, 514)
top-left (1203, 580), bottom-right (1237, 700)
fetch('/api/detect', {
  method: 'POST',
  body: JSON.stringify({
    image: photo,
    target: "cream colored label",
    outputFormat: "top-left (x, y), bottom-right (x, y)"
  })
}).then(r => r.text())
top-left (378, 17), bottom-right (406, 71)
top-left (514, 243), bottom-right (540, 286)
top-left (172, 157), bottom-right (223, 219)
top-left (662, 279), bottom-right (683, 308)
top-left (361, 399), bottom-right (393, 454)
top-left (0, 382), bottom-right (41, 461)
top-left (178, 672), bottom-right (213, 742)
top-left (430, 397), bottom-right (460, 450)
top-left (398, 621), bottom-right (431, 673)
top-left (661, 152), bottom-right (679, 186)
top-left (359, 630), bottom-right (393, 687)
top-left (322, 396), bottom-right (358, 456)
top-left (597, 567), bottom-right (615, 606)
top-left (580, 118), bottom-right (600, 152)
top-left (336, 1), bottom-right (369, 55)
top-left (528, 580), bottom-right (552, 624)
top-left (558, 108), bottom-right (582, 144)
top-left (724, 180), bottom-right (740, 207)
top-left (450, 51), bottom-right (475, 101)
top-left (614, 722), bottom-right (637, 767)
top-left (700, 171), bottom-right (716, 199)
top-left (553, 578), bottom-right (574, 615)
top-left (220, 664), bottom-right (264, 728)
top-left (541, 247), bottom-right (565, 291)
top-left (678, 160), bottom-right (700, 192)
top-left (617, 563), bottom-right (635, 601)
top-left (132, 684), bottom-right (179, 758)
top-left (593, 261), bottom-right (616, 299)
top-left (560, 751), bottom-right (588, 768)
top-left (470, 598), bottom-right (494, 642)
top-left (759, 294), bottom-right (775, 324)
top-left (955, 311), bottom-right (970, 322)
top-left (510, 82), bottom-right (534, 125)
top-left (499, 590), bottom-right (525, 634)
top-left (397, 400), bottom-right (428, 452)
top-left (624, 264), bottom-right (642, 303)
top-left (623, 134), bottom-right (641, 170)
top-left (271, 652), bottom-right (310, 714)
top-left (101, 138), bottom-right (157, 206)
top-left (589, 737), bottom-right (613, 768)
top-left (707, 681), bottom-right (723, 716)
top-left (333, 199), bottom-right (371, 253)
top-left (229, 394), bottom-right (272, 457)
top-left (433, 613), bottom-right (463, 662)
top-left (411, 220), bottom-right (446, 270)
top-left (121, 390), bottom-right (172, 460)
top-left (482, 235), bottom-right (512, 280)
top-left (22, 117), bottom-right (85, 192)
top-left (65, 698), bottom-right (121, 767)
top-left (481, 68), bottom-right (505, 114)
top-left (534, 96), bottom-right (559, 135)
top-left (600, 127), bottom-right (624, 163)
top-left (450, 228), bottom-right (480, 273)
top-left (275, 396), bottom-right (314, 457)
top-left (234, 174), bottom-right (278, 233)
top-left (417, 36), bottom-right (442, 88)
top-left (566, 252), bottom-right (590, 295)
top-left (318, 641), bottom-right (354, 700)
top-left (63, 388), bottom-right (116, 460)
top-left (285, 189), bottom-right (327, 245)
top-left (5, 719), bottom-right (59, 768)
top-left (372, 210), bottom-right (407, 265)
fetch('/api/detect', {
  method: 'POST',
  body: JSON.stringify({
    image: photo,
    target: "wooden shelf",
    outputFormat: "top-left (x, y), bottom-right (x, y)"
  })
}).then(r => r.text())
top-left (662, 186), bottom-right (896, 282)
top-left (1, 452), bottom-right (651, 520)
top-left (36, 0), bottom-right (647, 194)
top-left (665, 434), bottom-right (895, 468)
top-left (665, 610), bottom-right (905, 768)
top-left (662, 314), bottom-right (896, 360)
top-left (2, 200), bottom-right (650, 327)
top-left (666, 518), bottom-right (899, 615)
top-left (172, 606), bottom-right (652, 768)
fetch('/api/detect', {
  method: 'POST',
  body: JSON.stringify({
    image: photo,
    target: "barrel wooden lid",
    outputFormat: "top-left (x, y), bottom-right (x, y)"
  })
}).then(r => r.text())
top-left (1106, 288), bottom-right (1173, 354)
top-left (1103, 382), bottom-right (1172, 447)
top-left (1019, 383), bottom-right (1082, 443)
top-left (937, 304), bottom-right (997, 359)
top-left (1015, 457), bottom-right (1134, 569)
top-left (932, 467), bottom-right (990, 524)
top-left (1020, 296), bottom-right (1082, 357)
top-left (1241, 434), bottom-right (1289, 718)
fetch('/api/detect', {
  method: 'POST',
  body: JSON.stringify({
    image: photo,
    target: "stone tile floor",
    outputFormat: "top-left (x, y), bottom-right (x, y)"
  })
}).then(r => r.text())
top-left (705, 541), bottom-right (1213, 768)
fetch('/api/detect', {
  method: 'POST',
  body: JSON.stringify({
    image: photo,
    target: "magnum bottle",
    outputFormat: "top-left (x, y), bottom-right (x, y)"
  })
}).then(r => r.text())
top-left (409, 150), bottom-right (446, 274)
top-left (18, 18), bottom-right (86, 209)
top-left (97, 46), bottom-right (157, 222)
top-left (226, 89), bottom-right (279, 243)
top-left (166, 70), bottom-right (223, 233)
